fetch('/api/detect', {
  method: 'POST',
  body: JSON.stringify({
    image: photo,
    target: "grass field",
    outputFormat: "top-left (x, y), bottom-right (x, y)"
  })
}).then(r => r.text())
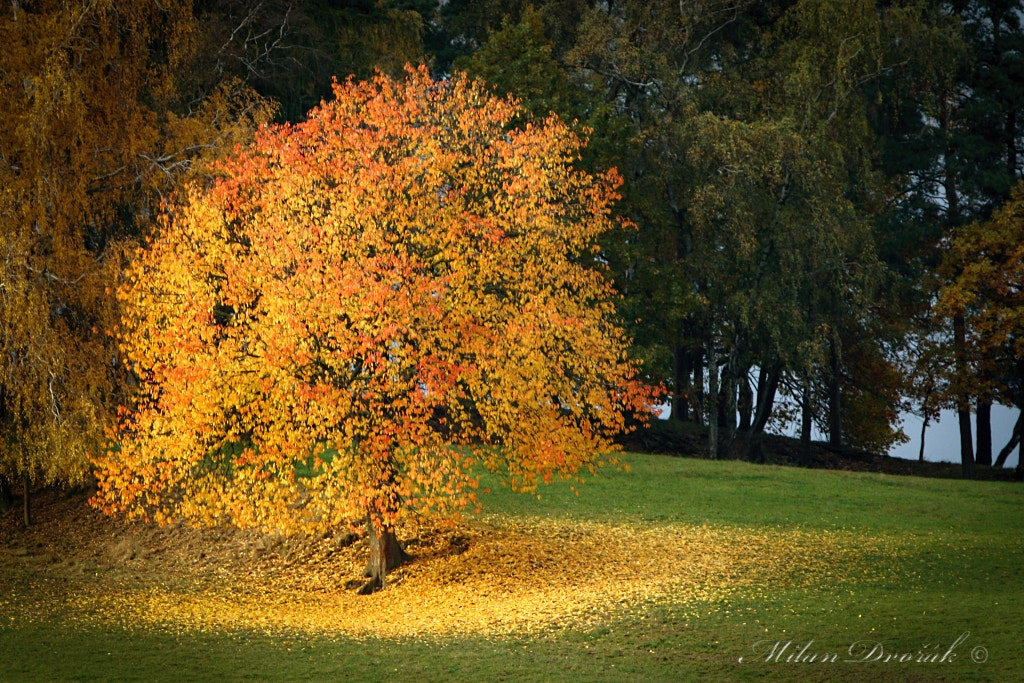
top-left (1, 453), bottom-right (1022, 681)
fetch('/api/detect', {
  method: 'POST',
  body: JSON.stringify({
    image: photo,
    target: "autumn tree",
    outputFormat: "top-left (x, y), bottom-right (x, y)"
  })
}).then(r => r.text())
top-left (92, 67), bottom-right (653, 593)
top-left (881, 0), bottom-right (1024, 473)
top-left (942, 0), bottom-right (1024, 469)
top-left (936, 184), bottom-right (1024, 476)
top-left (0, 0), bottom-right (273, 523)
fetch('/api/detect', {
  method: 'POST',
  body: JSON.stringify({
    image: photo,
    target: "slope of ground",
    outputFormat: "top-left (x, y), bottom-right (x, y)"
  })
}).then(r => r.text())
top-left (622, 420), bottom-right (1021, 480)
top-left (3, 453), bottom-right (1022, 682)
top-left (1, 479), bottom-right (896, 638)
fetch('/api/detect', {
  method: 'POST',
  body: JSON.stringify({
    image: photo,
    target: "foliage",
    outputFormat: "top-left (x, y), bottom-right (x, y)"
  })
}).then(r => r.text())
top-left (936, 184), bottom-right (1024, 415)
top-left (938, 185), bottom-right (1024, 354)
top-left (454, 6), bottom-right (577, 124)
top-left (834, 335), bottom-right (911, 453)
top-left (92, 66), bottom-right (652, 538)
top-left (944, 0), bottom-right (1024, 219)
top-left (435, 1), bottom-right (1000, 460)
top-left (684, 114), bottom-right (878, 370)
top-left (564, 0), bottom-right (754, 405)
top-left (886, 0), bottom-right (1024, 467)
top-left (0, 1), bottom-right (273, 488)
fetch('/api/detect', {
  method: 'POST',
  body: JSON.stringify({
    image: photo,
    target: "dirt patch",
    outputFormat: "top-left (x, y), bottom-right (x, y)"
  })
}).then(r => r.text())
top-left (0, 486), bottom-right (473, 602)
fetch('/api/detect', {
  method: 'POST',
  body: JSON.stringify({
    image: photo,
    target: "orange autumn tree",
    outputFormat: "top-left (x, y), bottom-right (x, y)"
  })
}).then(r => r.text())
top-left (93, 66), bottom-right (652, 592)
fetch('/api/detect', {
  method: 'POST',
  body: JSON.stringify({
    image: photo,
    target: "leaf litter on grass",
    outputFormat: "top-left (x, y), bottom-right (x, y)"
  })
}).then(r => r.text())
top-left (1, 494), bottom-right (904, 639)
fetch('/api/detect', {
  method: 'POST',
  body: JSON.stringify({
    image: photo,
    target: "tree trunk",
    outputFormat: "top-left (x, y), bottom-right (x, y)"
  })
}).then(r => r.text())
top-left (358, 515), bottom-right (411, 595)
top-left (918, 384), bottom-right (935, 462)
top-left (976, 399), bottom-right (992, 466)
top-left (672, 345), bottom-right (690, 422)
top-left (693, 348), bottom-right (705, 426)
top-left (22, 474), bottom-right (30, 527)
top-left (994, 410), bottom-right (1023, 468)
top-left (952, 315), bottom-right (975, 479)
top-left (716, 374), bottom-right (728, 430)
top-left (0, 475), bottom-right (12, 514)
top-left (918, 411), bottom-right (930, 462)
top-left (750, 364), bottom-right (781, 436)
top-left (706, 337), bottom-right (719, 460)
top-left (738, 367), bottom-right (753, 433)
top-left (828, 339), bottom-right (842, 448)
top-left (943, 93), bottom-right (974, 479)
top-left (744, 363), bottom-right (781, 462)
top-left (724, 355), bottom-right (738, 450)
top-left (957, 404), bottom-right (976, 479)
top-left (800, 376), bottom-right (812, 465)
top-left (1007, 100), bottom-right (1017, 181)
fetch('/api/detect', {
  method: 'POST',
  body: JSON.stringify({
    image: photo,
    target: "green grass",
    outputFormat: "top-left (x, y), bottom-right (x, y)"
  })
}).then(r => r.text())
top-left (2, 453), bottom-right (1022, 682)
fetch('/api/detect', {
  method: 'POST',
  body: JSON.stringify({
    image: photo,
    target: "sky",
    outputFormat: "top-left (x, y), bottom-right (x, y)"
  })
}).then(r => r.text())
top-left (891, 405), bottom-right (1020, 469)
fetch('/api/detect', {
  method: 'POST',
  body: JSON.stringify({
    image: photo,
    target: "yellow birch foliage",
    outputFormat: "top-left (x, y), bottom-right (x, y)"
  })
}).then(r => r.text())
top-left (0, 2), bottom-right (274, 486)
top-left (937, 184), bottom-right (1024, 361)
top-left (93, 66), bottom-right (653, 533)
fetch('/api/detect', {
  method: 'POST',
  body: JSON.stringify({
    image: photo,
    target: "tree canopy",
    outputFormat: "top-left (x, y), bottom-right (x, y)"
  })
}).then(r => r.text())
top-left (91, 66), bottom-right (653, 590)
top-left (0, 0), bottom-right (273, 510)
top-left (3, 0), bottom-right (1022, 532)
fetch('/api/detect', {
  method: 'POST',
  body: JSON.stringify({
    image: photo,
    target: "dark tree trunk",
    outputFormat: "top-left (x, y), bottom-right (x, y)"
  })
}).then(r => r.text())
top-left (672, 345), bottom-right (690, 422)
top-left (706, 337), bottom-right (719, 460)
top-left (693, 348), bottom-right (705, 426)
top-left (750, 364), bottom-right (781, 435)
top-left (828, 339), bottom-right (842, 448)
top-left (976, 399), bottom-right (993, 467)
top-left (716, 376), bottom-right (728, 430)
top-left (918, 384), bottom-right (935, 462)
top-left (957, 405), bottom-right (976, 479)
top-left (800, 377), bottom-right (812, 465)
top-left (744, 363), bottom-right (781, 462)
top-left (724, 355), bottom-right (738, 449)
top-left (994, 410), bottom-right (1023, 468)
top-left (738, 367), bottom-right (753, 433)
top-left (1007, 102), bottom-right (1017, 181)
top-left (919, 411), bottom-right (930, 462)
top-left (943, 95), bottom-right (974, 479)
top-left (952, 315), bottom-right (975, 479)
top-left (0, 475), bottom-right (12, 514)
top-left (358, 516), bottom-right (411, 594)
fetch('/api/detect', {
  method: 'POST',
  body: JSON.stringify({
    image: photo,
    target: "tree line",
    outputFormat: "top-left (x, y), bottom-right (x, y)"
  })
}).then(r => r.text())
top-left (449, 0), bottom-right (1024, 477)
top-left (1, 0), bottom-right (1022, 523)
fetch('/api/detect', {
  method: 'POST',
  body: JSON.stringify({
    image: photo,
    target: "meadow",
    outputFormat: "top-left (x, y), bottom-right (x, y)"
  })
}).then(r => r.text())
top-left (1, 453), bottom-right (1021, 682)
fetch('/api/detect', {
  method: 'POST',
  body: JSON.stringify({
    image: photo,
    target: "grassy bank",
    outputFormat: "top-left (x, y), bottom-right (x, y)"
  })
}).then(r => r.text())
top-left (1, 454), bottom-right (1021, 681)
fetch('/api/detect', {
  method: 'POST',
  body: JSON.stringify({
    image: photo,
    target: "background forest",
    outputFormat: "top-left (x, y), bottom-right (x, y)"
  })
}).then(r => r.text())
top-left (2, 0), bottom-right (1023, 514)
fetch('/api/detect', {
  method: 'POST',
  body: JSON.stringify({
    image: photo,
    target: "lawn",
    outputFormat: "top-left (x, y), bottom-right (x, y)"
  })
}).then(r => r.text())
top-left (1, 453), bottom-right (1021, 682)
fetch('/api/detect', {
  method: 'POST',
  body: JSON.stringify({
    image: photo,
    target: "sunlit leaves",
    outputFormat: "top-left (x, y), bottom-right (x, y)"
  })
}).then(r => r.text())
top-left (93, 66), bottom-right (653, 537)
top-left (5, 513), bottom-right (901, 639)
